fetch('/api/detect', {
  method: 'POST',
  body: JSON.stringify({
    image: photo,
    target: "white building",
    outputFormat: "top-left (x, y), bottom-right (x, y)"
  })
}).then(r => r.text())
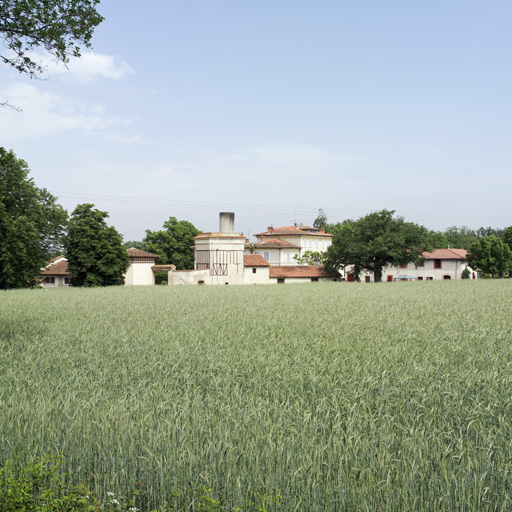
top-left (352, 249), bottom-right (477, 282)
top-left (169, 213), bottom-right (339, 285)
top-left (41, 256), bottom-right (70, 287)
top-left (41, 248), bottom-right (167, 287)
top-left (246, 238), bottom-right (302, 266)
top-left (253, 225), bottom-right (333, 255)
top-left (124, 248), bottom-right (161, 285)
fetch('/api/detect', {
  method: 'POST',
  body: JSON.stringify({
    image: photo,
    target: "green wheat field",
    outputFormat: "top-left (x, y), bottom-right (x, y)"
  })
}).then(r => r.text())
top-left (1, 280), bottom-right (512, 511)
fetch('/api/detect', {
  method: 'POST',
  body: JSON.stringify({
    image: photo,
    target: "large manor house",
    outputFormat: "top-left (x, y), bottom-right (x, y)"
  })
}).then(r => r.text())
top-left (42, 212), bottom-right (477, 287)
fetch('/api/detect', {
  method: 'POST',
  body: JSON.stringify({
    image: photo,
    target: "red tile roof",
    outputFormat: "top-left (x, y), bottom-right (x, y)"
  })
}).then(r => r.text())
top-left (42, 260), bottom-right (69, 275)
top-left (255, 226), bottom-right (333, 237)
top-left (250, 239), bottom-right (301, 249)
top-left (269, 265), bottom-right (336, 278)
top-left (244, 254), bottom-right (270, 267)
top-left (127, 248), bottom-right (159, 258)
top-left (422, 248), bottom-right (467, 260)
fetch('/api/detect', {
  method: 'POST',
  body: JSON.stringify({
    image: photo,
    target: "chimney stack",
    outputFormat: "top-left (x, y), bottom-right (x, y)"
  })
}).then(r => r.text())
top-left (219, 212), bottom-right (235, 233)
top-left (268, 226), bottom-right (274, 233)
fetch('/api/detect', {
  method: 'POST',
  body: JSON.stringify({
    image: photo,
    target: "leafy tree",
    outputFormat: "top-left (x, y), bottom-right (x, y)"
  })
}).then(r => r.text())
top-left (64, 203), bottom-right (129, 286)
top-left (466, 235), bottom-right (511, 278)
top-left (313, 208), bottom-right (328, 230)
top-left (325, 210), bottom-right (432, 283)
top-left (0, 148), bottom-right (67, 289)
top-left (294, 250), bottom-right (327, 266)
top-left (502, 226), bottom-right (512, 251)
top-left (123, 240), bottom-right (146, 250)
top-left (443, 226), bottom-right (478, 250)
top-left (476, 226), bottom-right (504, 239)
top-left (428, 230), bottom-right (449, 249)
top-left (143, 217), bottom-right (199, 270)
top-left (0, 0), bottom-right (104, 78)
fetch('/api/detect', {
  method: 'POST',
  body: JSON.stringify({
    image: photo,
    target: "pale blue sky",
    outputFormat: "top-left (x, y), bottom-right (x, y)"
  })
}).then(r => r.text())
top-left (1, 1), bottom-right (511, 240)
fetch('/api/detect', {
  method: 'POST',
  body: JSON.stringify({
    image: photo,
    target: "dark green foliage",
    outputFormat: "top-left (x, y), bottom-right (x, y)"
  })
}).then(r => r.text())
top-left (313, 208), bottom-right (327, 230)
top-left (0, 0), bottom-right (104, 78)
top-left (64, 204), bottom-right (129, 287)
top-left (123, 240), bottom-right (146, 250)
top-left (0, 148), bottom-right (67, 289)
top-left (0, 455), bottom-right (279, 512)
top-left (503, 226), bottom-right (512, 251)
top-left (144, 216), bottom-right (199, 270)
top-left (325, 210), bottom-right (432, 282)
top-left (467, 235), bottom-right (512, 278)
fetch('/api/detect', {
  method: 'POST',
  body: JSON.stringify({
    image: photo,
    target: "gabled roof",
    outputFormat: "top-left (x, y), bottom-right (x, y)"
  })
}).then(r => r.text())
top-left (250, 239), bottom-right (301, 249)
top-left (42, 260), bottom-right (69, 275)
top-left (269, 265), bottom-right (335, 278)
top-left (127, 248), bottom-right (159, 258)
top-left (255, 226), bottom-right (333, 237)
top-left (422, 248), bottom-right (467, 260)
top-left (244, 254), bottom-right (270, 267)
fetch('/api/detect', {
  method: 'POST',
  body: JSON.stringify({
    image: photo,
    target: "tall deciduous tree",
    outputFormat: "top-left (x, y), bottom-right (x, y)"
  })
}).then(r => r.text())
top-left (313, 209), bottom-right (328, 230)
top-left (503, 226), bottom-right (512, 251)
top-left (64, 203), bottom-right (129, 287)
top-left (0, 148), bottom-right (67, 289)
top-left (144, 217), bottom-right (199, 270)
top-left (0, 0), bottom-right (104, 78)
top-left (325, 210), bottom-right (432, 282)
top-left (466, 236), bottom-right (511, 278)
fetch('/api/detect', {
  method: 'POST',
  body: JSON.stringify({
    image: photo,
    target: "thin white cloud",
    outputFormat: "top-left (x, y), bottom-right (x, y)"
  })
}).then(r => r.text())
top-left (26, 50), bottom-right (134, 83)
top-left (0, 83), bottom-right (132, 140)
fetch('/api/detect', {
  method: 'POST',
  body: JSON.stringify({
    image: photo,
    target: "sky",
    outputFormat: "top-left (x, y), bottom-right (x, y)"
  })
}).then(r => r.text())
top-left (1, 1), bottom-right (511, 241)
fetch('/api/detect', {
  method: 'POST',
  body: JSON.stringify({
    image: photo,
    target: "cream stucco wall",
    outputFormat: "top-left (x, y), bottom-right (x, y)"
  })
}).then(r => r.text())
top-left (41, 275), bottom-right (69, 287)
top-left (243, 266), bottom-right (271, 284)
top-left (124, 262), bottom-right (155, 285)
top-left (353, 260), bottom-right (477, 282)
top-left (169, 269), bottom-right (210, 285)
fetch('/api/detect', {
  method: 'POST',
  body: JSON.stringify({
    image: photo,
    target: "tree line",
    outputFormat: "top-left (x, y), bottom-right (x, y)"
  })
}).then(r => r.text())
top-left (313, 209), bottom-right (512, 282)
top-left (0, 149), bottom-right (199, 289)
top-left (2, 149), bottom-right (511, 289)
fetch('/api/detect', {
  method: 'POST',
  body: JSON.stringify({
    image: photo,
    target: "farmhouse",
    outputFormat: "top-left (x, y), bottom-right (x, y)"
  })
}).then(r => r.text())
top-left (40, 256), bottom-right (71, 287)
top-left (169, 213), bottom-right (339, 285)
top-left (40, 248), bottom-right (172, 287)
top-left (353, 248), bottom-right (477, 282)
top-left (253, 225), bottom-right (333, 259)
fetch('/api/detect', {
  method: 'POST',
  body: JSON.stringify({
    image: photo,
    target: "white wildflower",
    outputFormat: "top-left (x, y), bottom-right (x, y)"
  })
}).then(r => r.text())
top-left (107, 491), bottom-right (115, 497)
top-left (111, 498), bottom-right (119, 505)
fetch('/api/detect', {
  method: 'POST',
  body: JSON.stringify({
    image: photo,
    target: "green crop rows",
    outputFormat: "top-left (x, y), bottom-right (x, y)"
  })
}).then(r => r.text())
top-left (1, 281), bottom-right (512, 510)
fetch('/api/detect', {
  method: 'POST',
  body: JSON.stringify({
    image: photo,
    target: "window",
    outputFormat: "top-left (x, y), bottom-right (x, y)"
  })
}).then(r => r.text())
top-left (64, 277), bottom-right (71, 285)
top-left (277, 278), bottom-right (285, 284)
top-left (263, 252), bottom-right (270, 261)
top-left (287, 253), bottom-right (291, 262)
top-left (398, 264), bottom-right (407, 269)
top-left (417, 261), bottom-right (424, 267)
top-left (434, 259), bottom-right (442, 269)
top-left (365, 276), bottom-right (371, 283)
top-left (315, 241), bottom-right (319, 248)
top-left (309, 240), bottom-right (312, 247)
top-left (43, 277), bottom-right (55, 284)
top-left (252, 268), bottom-right (257, 274)
top-left (417, 276), bottom-right (423, 281)
top-left (427, 276), bottom-right (433, 280)
top-left (311, 277), bottom-right (319, 282)
top-left (255, 251), bottom-right (260, 255)
top-left (387, 275), bottom-right (394, 282)
top-left (198, 280), bottom-right (205, 285)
